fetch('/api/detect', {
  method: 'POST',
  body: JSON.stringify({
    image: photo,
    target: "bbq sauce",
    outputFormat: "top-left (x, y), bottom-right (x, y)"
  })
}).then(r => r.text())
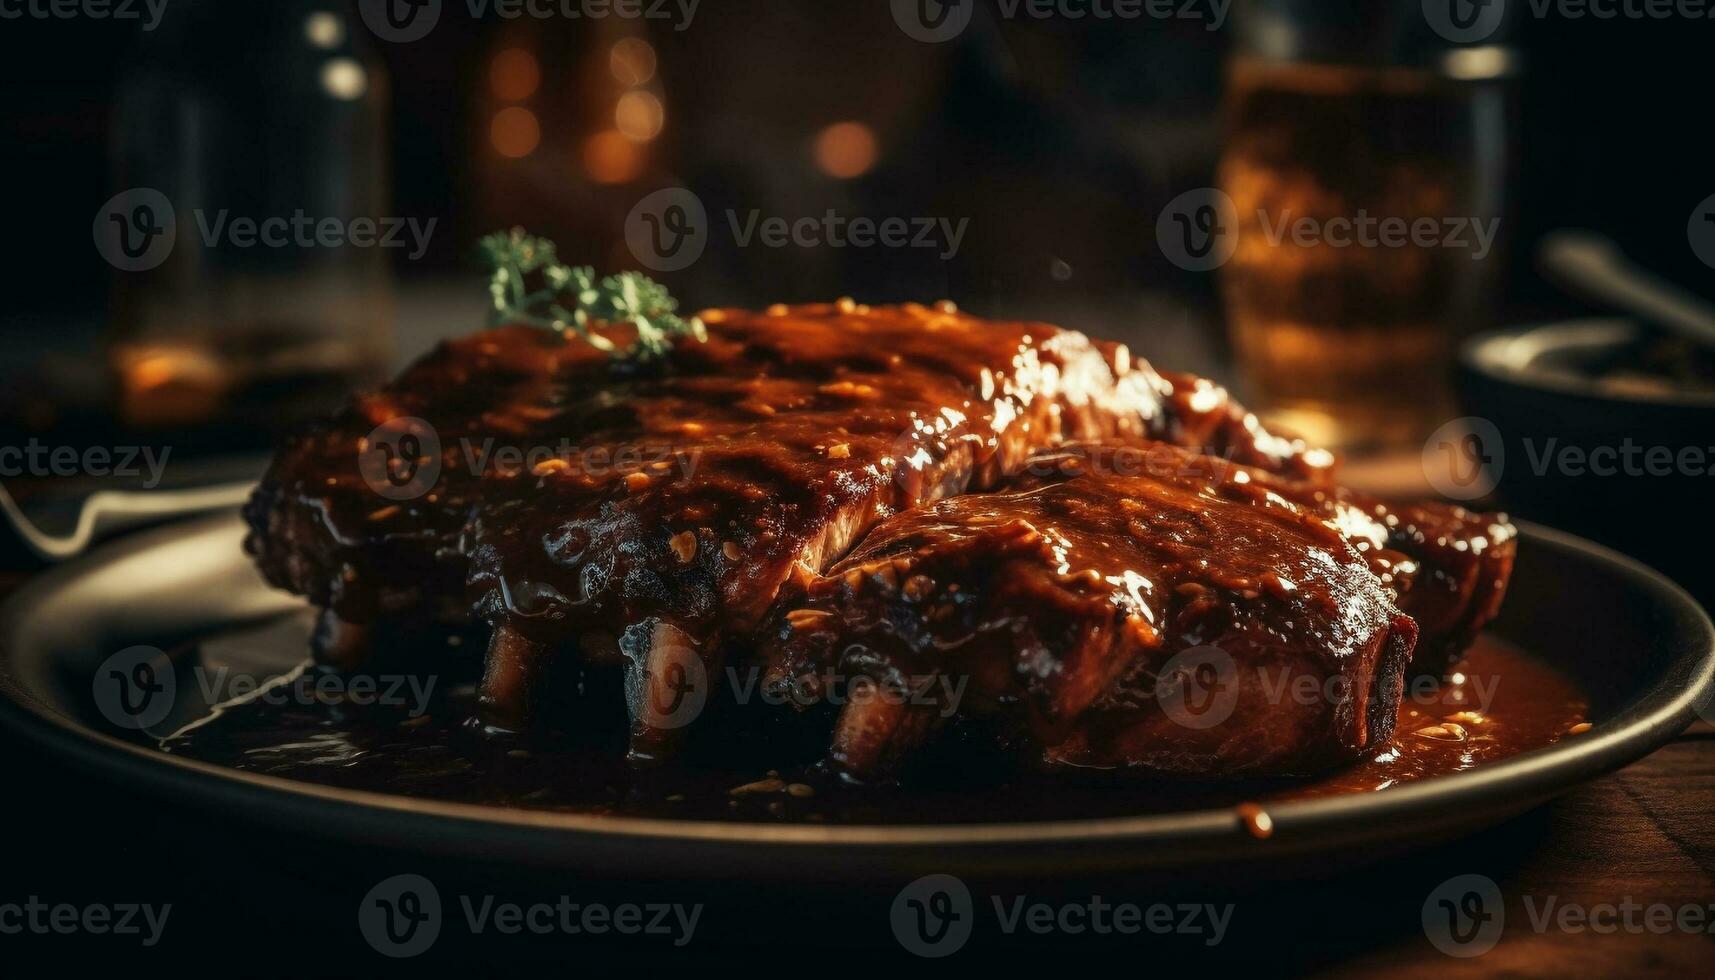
top-left (151, 622), bottom-right (1586, 825)
top-left (244, 304), bottom-right (1341, 757)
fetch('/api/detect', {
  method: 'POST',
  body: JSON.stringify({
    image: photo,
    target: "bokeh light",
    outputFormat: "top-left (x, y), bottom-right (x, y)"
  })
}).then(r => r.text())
top-left (615, 91), bottom-right (665, 142)
top-left (319, 58), bottom-right (368, 101)
top-left (303, 12), bottom-right (344, 49)
top-left (813, 122), bottom-right (878, 179)
top-left (583, 129), bottom-right (645, 184)
top-left (490, 48), bottom-right (541, 102)
top-left (490, 106), bottom-right (541, 158)
top-left (609, 38), bottom-right (658, 87)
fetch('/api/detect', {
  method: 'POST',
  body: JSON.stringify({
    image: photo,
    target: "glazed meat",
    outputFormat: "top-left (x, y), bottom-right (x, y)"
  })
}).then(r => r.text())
top-left (463, 304), bottom-right (1348, 758)
top-left (463, 302), bottom-right (1148, 752)
top-left (238, 327), bottom-right (593, 635)
top-left (1352, 497), bottom-right (1515, 676)
top-left (245, 303), bottom-right (1332, 759)
top-left (243, 325), bottom-right (607, 663)
top-left (761, 441), bottom-right (1420, 779)
top-left (1017, 443), bottom-right (1516, 676)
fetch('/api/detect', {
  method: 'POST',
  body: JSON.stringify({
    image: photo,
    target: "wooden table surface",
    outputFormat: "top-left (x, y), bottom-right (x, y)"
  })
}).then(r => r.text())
top-left (1324, 453), bottom-right (1715, 975)
top-left (1329, 723), bottom-right (1715, 977)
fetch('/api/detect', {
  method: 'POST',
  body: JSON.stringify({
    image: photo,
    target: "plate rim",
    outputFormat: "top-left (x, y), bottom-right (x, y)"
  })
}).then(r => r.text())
top-left (1461, 317), bottom-right (1715, 409)
top-left (1, 514), bottom-right (1710, 854)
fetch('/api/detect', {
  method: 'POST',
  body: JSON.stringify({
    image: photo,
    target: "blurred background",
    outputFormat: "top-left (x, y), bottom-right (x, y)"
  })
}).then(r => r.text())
top-left (0, 0), bottom-right (1710, 594)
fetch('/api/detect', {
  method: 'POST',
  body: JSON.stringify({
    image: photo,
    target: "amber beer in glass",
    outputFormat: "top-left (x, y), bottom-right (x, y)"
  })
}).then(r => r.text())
top-left (1218, 52), bottom-right (1510, 451)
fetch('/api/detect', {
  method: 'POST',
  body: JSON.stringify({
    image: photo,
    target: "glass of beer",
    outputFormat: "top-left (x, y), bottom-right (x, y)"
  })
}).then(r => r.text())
top-left (1218, 3), bottom-right (1515, 451)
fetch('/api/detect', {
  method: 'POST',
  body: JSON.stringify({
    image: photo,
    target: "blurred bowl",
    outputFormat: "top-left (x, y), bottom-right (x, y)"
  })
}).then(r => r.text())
top-left (1459, 318), bottom-right (1715, 603)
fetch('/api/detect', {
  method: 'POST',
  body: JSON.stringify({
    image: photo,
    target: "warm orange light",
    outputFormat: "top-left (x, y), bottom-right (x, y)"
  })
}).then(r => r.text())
top-left (615, 90), bottom-right (664, 142)
top-left (129, 354), bottom-right (181, 391)
top-left (609, 38), bottom-right (657, 86)
top-left (490, 107), bottom-right (541, 158)
top-left (490, 48), bottom-right (540, 101)
top-left (813, 122), bottom-right (879, 179)
top-left (583, 129), bottom-right (645, 184)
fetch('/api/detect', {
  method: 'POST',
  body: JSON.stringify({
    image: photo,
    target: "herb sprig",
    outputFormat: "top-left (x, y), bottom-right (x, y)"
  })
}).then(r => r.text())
top-left (478, 228), bottom-right (706, 362)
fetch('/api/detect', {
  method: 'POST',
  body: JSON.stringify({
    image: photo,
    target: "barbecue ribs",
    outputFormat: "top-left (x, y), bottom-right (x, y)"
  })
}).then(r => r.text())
top-left (245, 301), bottom-right (1510, 779)
top-left (762, 441), bottom-right (1513, 778)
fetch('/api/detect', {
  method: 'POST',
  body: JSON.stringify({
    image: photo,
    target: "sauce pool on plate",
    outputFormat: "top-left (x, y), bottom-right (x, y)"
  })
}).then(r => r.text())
top-left (148, 624), bottom-right (1586, 825)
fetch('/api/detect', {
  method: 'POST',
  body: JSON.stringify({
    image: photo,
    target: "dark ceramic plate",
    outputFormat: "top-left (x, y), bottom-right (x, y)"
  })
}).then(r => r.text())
top-left (0, 513), bottom-right (1709, 881)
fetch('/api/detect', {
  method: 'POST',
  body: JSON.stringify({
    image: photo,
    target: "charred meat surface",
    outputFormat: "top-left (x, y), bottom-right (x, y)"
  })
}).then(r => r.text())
top-left (1018, 443), bottom-right (1516, 676)
top-left (762, 441), bottom-right (1419, 780)
top-left (1350, 498), bottom-right (1515, 676)
top-left (244, 325), bottom-right (598, 629)
top-left (247, 302), bottom-right (1334, 756)
top-left (459, 303), bottom-right (1333, 753)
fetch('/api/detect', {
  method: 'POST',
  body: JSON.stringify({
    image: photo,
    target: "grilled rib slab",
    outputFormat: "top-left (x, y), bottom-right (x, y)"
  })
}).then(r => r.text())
top-left (762, 442), bottom-right (1419, 779)
top-left (242, 325), bottom-right (597, 632)
top-left (1016, 443), bottom-right (1517, 676)
top-left (246, 303), bottom-right (1339, 758)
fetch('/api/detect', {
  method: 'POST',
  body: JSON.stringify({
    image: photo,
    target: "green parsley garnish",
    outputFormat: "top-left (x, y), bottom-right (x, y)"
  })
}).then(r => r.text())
top-left (478, 228), bottom-right (706, 362)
